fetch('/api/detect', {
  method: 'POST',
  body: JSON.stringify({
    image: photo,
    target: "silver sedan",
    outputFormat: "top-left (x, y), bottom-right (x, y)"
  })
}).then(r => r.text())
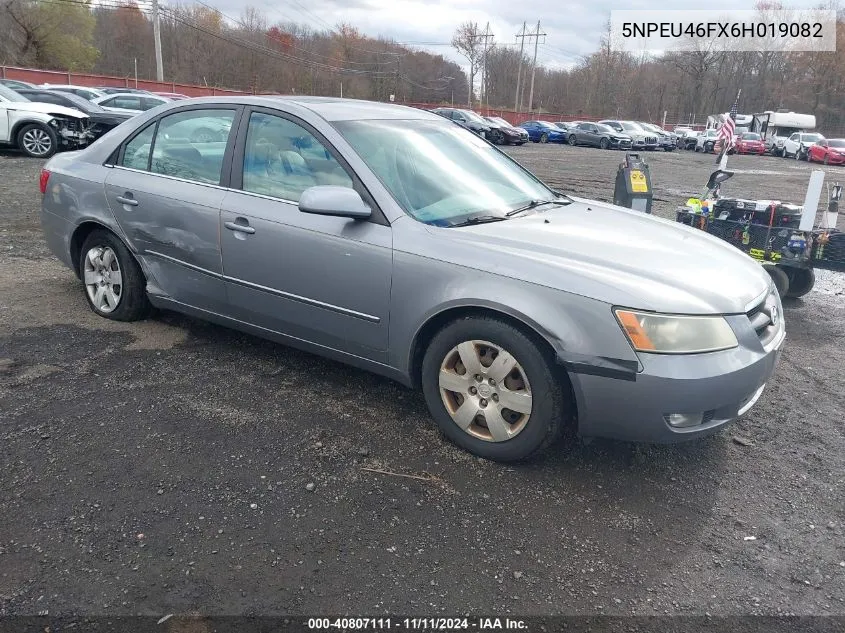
top-left (39, 96), bottom-right (785, 461)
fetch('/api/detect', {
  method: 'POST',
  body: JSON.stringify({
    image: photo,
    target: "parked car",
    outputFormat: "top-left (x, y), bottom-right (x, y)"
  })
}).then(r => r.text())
top-left (0, 78), bottom-right (36, 90)
top-left (553, 122), bottom-right (574, 133)
top-left (638, 122), bottom-right (676, 151)
top-left (674, 127), bottom-right (699, 150)
top-left (0, 84), bottom-right (89, 157)
top-left (695, 129), bottom-right (720, 153)
top-left (15, 88), bottom-right (133, 141)
top-left (808, 138), bottom-right (845, 165)
top-left (518, 120), bottom-right (566, 143)
top-left (154, 92), bottom-right (190, 100)
top-left (782, 132), bottom-right (825, 160)
top-left (484, 116), bottom-right (529, 145)
top-left (93, 92), bottom-right (171, 114)
top-left (39, 84), bottom-right (106, 101)
top-left (96, 87), bottom-right (152, 95)
top-left (431, 108), bottom-right (493, 139)
top-left (567, 121), bottom-right (632, 150)
top-left (598, 120), bottom-right (658, 150)
top-left (732, 132), bottom-right (766, 155)
top-left (39, 96), bottom-right (784, 461)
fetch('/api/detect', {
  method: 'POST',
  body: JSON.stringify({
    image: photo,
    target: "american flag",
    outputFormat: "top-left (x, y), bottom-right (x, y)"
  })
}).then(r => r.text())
top-left (714, 90), bottom-right (741, 159)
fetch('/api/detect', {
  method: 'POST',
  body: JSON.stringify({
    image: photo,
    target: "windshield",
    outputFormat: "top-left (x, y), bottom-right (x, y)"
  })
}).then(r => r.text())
top-left (802, 133), bottom-right (823, 142)
top-left (335, 119), bottom-right (556, 227)
top-left (742, 133), bottom-right (761, 140)
top-left (620, 122), bottom-right (642, 131)
top-left (595, 123), bottom-right (616, 134)
top-left (486, 117), bottom-right (509, 126)
top-left (707, 130), bottom-right (718, 137)
top-left (536, 121), bottom-right (557, 129)
top-left (54, 92), bottom-right (104, 113)
top-left (459, 110), bottom-right (486, 124)
top-left (829, 140), bottom-right (845, 148)
top-left (0, 84), bottom-right (29, 102)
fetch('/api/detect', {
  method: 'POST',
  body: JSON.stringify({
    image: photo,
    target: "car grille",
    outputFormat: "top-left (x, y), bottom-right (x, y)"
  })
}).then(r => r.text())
top-left (746, 291), bottom-right (780, 348)
top-left (644, 136), bottom-right (658, 144)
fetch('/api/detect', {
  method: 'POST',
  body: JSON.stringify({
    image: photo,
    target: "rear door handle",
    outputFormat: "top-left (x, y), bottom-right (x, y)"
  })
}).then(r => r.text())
top-left (224, 220), bottom-right (255, 234)
top-left (116, 195), bottom-right (138, 207)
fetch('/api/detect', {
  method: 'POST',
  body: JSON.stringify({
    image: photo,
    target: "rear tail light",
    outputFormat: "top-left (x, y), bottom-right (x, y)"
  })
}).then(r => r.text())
top-left (39, 169), bottom-right (50, 194)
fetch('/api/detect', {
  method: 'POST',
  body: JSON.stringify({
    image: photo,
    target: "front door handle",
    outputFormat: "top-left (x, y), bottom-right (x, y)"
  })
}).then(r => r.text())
top-left (224, 220), bottom-right (255, 234)
top-left (116, 194), bottom-right (138, 206)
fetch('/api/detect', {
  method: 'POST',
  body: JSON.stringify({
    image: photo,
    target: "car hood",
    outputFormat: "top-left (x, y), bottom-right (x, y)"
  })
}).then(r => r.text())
top-left (5, 102), bottom-right (88, 119)
top-left (431, 198), bottom-right (771, 314)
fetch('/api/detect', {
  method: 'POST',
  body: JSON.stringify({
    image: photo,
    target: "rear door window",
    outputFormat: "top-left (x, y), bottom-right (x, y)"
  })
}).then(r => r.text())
top-left (149, 109), bottom-right (236, 184)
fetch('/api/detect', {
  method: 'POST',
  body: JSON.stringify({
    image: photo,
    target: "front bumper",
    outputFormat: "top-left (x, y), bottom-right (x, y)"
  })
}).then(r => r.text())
top-left (567, 303), bottom-right (785, 443)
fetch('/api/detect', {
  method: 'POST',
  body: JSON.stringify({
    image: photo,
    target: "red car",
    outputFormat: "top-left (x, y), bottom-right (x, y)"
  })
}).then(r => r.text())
top-left (808, 139), bottom-right (845, 165)
top-left (733, 132), bottom-right (766, 155)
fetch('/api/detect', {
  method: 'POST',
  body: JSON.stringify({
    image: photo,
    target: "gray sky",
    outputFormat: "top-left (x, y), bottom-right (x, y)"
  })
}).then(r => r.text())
top-left (214, 0), bottom-right (826, 69)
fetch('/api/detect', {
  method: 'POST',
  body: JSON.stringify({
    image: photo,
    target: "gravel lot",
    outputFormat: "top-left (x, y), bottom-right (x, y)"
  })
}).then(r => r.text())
top-left (1, 144), bottom-right (844, 622)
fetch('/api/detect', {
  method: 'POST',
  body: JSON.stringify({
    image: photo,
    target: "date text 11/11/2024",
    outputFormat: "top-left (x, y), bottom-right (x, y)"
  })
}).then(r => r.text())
top-left (307, 617), bottom-right (528, 630)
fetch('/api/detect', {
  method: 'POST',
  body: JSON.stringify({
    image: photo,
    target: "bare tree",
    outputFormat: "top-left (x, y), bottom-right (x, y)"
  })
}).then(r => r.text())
top-left (451, 21), bottom-right (484, 106)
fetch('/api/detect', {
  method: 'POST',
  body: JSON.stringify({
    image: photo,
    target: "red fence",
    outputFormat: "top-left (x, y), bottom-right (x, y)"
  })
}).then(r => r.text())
top-left (1, 65), bottom-right (249, 97)
top-left (2, 65), bottom-right (707, 130)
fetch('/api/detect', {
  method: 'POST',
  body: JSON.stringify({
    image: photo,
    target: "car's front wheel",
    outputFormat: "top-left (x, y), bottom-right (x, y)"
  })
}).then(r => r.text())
top-left (79, 229), bottom-right (151, 321)
top-left (17, 123), bottom-right (58, 158)
top-left (599, 137), bottom-right (609, 150)
top-left (421, 317), bottom-right (569, 461)
top-left (539, 133), bottom-right (548, 143)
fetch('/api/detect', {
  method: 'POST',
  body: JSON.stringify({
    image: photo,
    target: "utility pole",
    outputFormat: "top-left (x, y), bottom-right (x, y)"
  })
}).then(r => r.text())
top-left (527, 20), bottom-right (545, 113)
top-left (152, 0), bottom-right (164, 82)
top-left (514, 22), bottom-right (526, 112)
top-left (481, 22), bottom-right (491, 109)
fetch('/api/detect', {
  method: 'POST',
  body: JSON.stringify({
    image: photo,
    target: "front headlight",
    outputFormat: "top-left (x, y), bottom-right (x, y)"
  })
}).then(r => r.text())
top-left (614, 309), bottom-right (738, 354)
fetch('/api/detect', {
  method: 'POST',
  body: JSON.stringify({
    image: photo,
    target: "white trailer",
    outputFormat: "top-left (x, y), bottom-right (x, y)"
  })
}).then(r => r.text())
top-left (751, 110), bottom-right (816, 156)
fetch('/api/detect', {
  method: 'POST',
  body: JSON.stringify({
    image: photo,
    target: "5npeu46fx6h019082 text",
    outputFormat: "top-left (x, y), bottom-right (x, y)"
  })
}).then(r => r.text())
top-left (621, 21), bottom-right (824, 39)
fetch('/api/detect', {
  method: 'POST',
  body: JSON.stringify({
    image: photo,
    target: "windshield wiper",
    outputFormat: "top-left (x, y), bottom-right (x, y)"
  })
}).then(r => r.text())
top-left (451, 215), bottom-right (508, 227)
top-left (506, 196), bottom-right (570, 217)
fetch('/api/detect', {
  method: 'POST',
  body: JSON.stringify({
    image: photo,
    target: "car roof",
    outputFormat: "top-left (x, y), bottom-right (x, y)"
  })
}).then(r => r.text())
top-left (124, 95), bottom-right (442, 122)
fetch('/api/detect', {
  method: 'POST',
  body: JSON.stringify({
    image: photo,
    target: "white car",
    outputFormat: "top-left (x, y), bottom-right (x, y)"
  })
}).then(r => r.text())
top-left (93, 93), bottom-right (171, 115)
top-left (695, 129), bottom-right (721, 153)
top-left (782, 132), bottom-right (825, 160)
top-left (0, 84), bottom-right (90, 157)
top-left (39, 84), bottom-right (106, 101)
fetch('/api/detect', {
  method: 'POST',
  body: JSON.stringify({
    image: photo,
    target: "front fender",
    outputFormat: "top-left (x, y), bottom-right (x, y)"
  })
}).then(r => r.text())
top-left (387, 247), bottom-right (642, 385)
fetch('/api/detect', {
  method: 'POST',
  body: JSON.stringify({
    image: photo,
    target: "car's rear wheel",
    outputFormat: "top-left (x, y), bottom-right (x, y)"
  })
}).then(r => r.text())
top-left (568, 134), bottom-right (577, 146)
top-left (599, 137), bottom-right (609, 150)
top-left (421, 317), bottom-right (569, 462)
top-left (79, 230), bottom-right (151, 321)
top-left (785, 267), bottom-right (815, 298)
top-left (539, 133), bottom-right (548, 143)
top-left (17, 123), bottom-right (57, 158)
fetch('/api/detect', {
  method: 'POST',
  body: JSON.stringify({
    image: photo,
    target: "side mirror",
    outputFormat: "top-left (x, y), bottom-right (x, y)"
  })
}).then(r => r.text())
top-left (299, 186), bottom-right (371, 219)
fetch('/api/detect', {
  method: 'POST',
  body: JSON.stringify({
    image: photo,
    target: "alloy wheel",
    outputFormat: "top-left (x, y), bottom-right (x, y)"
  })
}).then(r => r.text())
top-left (83, 246), bottom-right (123, 313)
top-left (22, 128), bottom-right (53, 157)
top-left (438, 340), bottom-right (533, 442)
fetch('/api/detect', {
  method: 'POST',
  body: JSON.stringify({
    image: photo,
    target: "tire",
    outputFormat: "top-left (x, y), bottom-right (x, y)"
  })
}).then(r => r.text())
top-left (17, 123), bottom-right (58, 158)
top-left (794, 149), bottom-right (801, 160)
top-left (764, 265), bottom-right (790, 298)
top-left (568, 134), bottom-right (577, 146)
top-left (79, 229), bottom-right (151, 321)
top-left (539, 133), bottom-right (548, 144)
top-left (785, 268), bottom-right (815, 298)
top-left (420, 316), bottom-right (570, 462)
top-left (599, 137), bottom-right (609, 150)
